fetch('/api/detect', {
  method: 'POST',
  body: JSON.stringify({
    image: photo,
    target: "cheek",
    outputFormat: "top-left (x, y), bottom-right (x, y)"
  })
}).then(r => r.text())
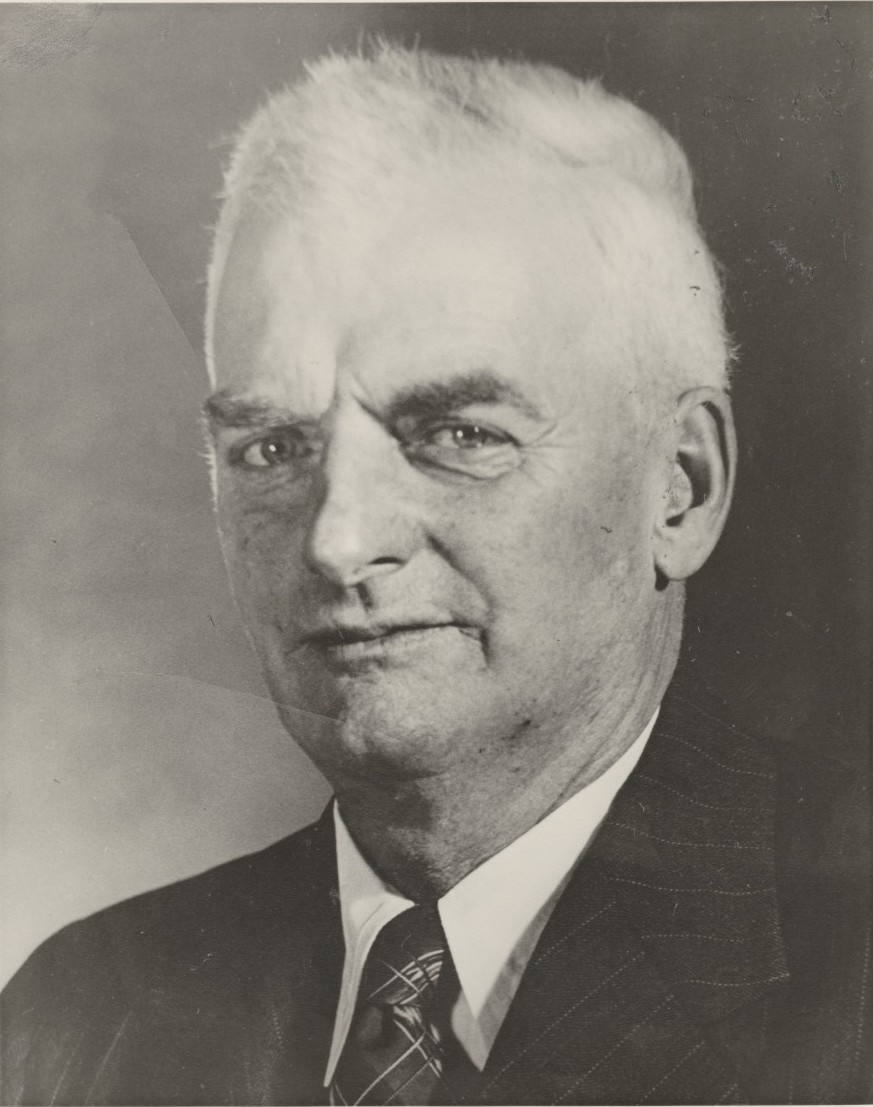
top-left (562, 434), bottom-right (656, 569)
top-left (447, 455), bottom-right (653, 622)
top-left (217, 494), bottom-right (305, 610)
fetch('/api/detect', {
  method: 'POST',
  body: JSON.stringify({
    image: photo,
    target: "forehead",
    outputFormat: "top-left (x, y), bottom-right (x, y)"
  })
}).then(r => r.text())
top-left (210, 164), bottom-right (616, 410)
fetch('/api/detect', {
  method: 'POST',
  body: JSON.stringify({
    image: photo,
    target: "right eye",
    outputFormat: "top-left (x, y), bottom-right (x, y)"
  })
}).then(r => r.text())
top-left (233, 429), bottom-right (317, 470)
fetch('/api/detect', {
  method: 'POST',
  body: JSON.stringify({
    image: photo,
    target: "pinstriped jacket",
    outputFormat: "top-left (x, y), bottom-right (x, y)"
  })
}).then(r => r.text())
top-left (2, 676), bottom-right (870, 1105)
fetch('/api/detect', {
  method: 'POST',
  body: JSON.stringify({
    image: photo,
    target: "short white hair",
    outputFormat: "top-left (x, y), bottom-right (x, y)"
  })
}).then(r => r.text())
top-left (205, 43), bottom-right (733, 404)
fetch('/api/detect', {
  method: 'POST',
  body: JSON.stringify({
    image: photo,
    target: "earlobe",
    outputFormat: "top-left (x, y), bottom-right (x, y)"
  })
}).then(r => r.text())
top-left (652, 387), bottom-right (736, 582)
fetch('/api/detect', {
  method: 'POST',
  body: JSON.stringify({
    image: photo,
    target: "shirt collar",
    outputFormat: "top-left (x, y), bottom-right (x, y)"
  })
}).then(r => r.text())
top-left (324, 709), bottom-right (658, 1085)
top-left (325, 813), bottom-right (414, 1085)
top-left (439, 710), bottom-right (656, 1022)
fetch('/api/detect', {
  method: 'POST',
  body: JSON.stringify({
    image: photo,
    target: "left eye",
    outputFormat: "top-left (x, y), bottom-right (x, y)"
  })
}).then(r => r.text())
top-left (422, 423), bottom-right (506, 450)
top-left (236, 430), bottom-right (316, 469)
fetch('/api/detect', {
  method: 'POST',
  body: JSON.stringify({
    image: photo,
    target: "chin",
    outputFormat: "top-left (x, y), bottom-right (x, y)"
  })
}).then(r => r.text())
top-left (270, 665), bottom-right (506, 783)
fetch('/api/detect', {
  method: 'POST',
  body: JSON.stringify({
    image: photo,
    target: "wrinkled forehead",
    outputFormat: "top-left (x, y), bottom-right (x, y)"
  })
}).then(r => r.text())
top-left (209, 157), bottom-right (646, 411)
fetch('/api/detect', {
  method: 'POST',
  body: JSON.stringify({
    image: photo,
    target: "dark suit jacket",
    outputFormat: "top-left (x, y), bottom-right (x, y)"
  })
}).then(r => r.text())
top-left (2, 677), bottom-right (870, 1105)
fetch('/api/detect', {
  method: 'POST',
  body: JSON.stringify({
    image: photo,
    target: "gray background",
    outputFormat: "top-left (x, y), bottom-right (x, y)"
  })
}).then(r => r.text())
top-left (1, 2), bottom-right (870, 985)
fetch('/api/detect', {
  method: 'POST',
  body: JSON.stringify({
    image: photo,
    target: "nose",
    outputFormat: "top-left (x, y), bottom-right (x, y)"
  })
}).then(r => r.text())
top-left (303, 415), bottom-right (421, 589)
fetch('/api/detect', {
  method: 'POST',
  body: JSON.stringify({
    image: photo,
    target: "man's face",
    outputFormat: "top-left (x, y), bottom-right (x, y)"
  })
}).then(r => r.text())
top-left (208, 166), bottom-right (667, 786)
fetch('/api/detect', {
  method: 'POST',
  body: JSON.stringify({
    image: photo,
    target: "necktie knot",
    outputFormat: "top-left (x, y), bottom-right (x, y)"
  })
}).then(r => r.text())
top-left (330, 904), bottom-right (476, 1106)
top-left (361, 905), bottom-right (444, 1009)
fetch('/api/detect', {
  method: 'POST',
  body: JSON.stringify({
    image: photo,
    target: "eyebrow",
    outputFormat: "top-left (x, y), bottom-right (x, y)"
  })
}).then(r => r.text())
top-left (202, 371), bottom-right (543, 435)
top-left (201, 390), bottom-right (301, 434)
top-left (383, 372), bottom-right (543, 424)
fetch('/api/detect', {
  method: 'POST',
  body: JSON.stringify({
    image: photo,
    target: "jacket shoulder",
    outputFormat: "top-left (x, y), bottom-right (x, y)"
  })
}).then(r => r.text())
top-left (7, 814), bottom-right (334, 978)
top-left (664, 678), bottom-right (872, 1102)
top-left (672, 674), bottom-right (869, 893)
top-left (0, 816), bottom-right (337, 1105)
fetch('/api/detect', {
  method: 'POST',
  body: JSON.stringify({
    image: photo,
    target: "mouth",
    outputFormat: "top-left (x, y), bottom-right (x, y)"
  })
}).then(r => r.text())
top-left (300, 621), bottom-right (480, 665)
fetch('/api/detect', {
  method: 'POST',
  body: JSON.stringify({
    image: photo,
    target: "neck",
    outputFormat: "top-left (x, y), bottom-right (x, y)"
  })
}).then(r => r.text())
top-left (333, 604), bottom-right (681, 902)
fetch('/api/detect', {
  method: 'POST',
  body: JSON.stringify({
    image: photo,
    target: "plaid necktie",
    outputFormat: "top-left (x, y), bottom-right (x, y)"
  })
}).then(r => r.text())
top-left (330, 904), bottom-right (475, 1106)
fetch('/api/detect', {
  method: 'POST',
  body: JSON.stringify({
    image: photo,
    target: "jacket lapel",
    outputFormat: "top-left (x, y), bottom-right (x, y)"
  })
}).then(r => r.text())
top-left (475, 679), bottom-right (789, 1105)
top-left (232, 805), bottom-right (344, 1106)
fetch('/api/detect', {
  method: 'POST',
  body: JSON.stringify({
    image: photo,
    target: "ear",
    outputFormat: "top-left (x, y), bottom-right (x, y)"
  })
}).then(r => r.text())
top-left (652, 387), bottom-right (736, 583)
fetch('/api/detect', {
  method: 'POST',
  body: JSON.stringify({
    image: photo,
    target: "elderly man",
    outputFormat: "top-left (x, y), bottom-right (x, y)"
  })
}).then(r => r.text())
top-left (2, 46), bottom-right (869, 1106)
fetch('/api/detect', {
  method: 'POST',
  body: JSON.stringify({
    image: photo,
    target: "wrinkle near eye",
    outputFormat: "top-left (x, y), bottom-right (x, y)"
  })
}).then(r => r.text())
top-left (404, 442), bottom-right (522, 482)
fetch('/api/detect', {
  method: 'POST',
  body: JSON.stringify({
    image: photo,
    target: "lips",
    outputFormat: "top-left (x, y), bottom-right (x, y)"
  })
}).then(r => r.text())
top-left (302, 621), bottom-right (465, 650)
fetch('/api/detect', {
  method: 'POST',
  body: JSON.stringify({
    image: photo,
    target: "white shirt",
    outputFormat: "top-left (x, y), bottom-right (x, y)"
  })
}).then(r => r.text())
top-left (324, 711), bottom-right (658, 1085)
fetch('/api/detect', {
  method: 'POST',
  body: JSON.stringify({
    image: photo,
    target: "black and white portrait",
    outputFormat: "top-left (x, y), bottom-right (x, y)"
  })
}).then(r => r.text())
top-left (1, 4), bottom-right (870, 1104)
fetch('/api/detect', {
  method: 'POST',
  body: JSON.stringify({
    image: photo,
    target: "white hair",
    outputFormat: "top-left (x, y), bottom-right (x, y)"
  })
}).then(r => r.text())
top-left (205, 43), bottom-right (733, 404)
